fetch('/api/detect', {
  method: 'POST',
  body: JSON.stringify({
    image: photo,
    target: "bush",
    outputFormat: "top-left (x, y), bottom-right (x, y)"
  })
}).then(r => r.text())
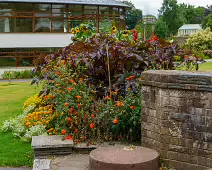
top-left (186, 28), bottom-right (212, 52)
top-left (2, 70), bottom-right (34, 79)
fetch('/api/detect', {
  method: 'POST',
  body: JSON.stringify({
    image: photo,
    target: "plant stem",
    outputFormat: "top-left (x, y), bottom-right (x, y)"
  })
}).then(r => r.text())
top-left (106, 44), bottom-right (112, 99)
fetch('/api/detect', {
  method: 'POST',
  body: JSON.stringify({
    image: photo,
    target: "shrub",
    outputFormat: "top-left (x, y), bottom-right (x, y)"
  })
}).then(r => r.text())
top-left (2, 70), bottom-right (34, 79)
top-left (186, 28), bottom-right (212, 52)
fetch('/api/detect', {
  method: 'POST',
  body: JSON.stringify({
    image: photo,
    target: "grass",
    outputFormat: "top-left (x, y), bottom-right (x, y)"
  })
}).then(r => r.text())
top-left (198, 62), bottom-right (212, 72)
top-left (0, 81), bottom-right (41, 167)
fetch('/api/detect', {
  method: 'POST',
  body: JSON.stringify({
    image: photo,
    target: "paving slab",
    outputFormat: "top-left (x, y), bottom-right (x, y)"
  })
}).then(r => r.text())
top-left (50, 154), bottom-right (89, 170)
top-left (33, 159), bottom-right (51, 170)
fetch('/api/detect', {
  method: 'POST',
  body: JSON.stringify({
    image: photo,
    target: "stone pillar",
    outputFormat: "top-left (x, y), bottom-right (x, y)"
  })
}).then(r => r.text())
top-left (141, 70), bottom-right (212, 170)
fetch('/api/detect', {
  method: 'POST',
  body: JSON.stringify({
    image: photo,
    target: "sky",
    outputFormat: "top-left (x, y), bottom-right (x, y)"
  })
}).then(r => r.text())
top-left (130, 0), bottom-right (211, 16)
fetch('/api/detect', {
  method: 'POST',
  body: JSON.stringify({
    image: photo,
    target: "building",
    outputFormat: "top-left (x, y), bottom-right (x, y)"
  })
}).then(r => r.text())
top-left (0, 0), bottom-right (128, 66)
top-left (178, 24), bottom-right (202, 37)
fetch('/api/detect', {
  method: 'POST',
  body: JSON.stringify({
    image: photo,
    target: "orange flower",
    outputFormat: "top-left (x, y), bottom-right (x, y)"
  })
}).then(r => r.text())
top-left (44, 95), bottom-right (49, 100)
top-left (90, 123), bottom-right (95, 129)
top-left (61, 60), bottom-right (66, 64)
top-left (61, 129), bottom-right (66, 135)
top-left (129, 76), bottom-right (135, 79)
top-left (74, 111), bottom-right (78, 115)
top-left (70, 108), bottom-right (75, 114)
top-left (130, 105), bottom-right (136, 109)
top-left (70, 79), bottom-right (75, 83)
top-left (126, 77), bottom-right (131, 81)
top-left (56, 71), bottom-right (60, 75)
top-left (50, 80), bottom-right (54, 83)
top-left (105, 96), bottom-right (110, 100)
top-left (76, 96), bottom-right (81, 99)
top-left (67, 117), bottom-right (72, 122)
top-left (64, 102), bottom-right (69, 107)
top-left (51, 95), bottom-right (55, 99)
top-left (67, 87), bottom-right (73, 91)
top-left (77, 104), bottom-right (81, 108)
top-left (91, 114), bottom-right (95, 118)
top-left (113, 118), bottom-right (118, 124)
top-left (113, 89), bottom-right (119, 95)
top-left (117, 101), bottom-right (123, 107)
top-left (65, 136), bottom-right (73, 140)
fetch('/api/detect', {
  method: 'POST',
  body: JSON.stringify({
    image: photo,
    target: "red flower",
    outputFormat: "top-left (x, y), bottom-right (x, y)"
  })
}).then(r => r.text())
top-left (67, 87), bottom-right (73, 91)
top-left (126, 77), bottom-right (131, 81)
top-left (77, 104), bottom-right (81, 108)
top-left (129, 76), bottom-right (135, 79)
top-left (84, 116), bottom-right (87, 120)
top-left (91, 114), bottom-right (95, 118)
top-left (105, 96), bottom-right (110, 100)
top-left (90, 123), bottom-right (95, 129)
top-left (56, 71), bottom-right (60, 75)
top-left (130, 105), bottom-right (136, 109)
top-left (65, 136), bottom-right (73, 140)
top-left (67, 117), bottom-right (72, 122)
top-left (61, 129), bottom-right (66, 135)
top-left (113, 118), bottom-right (118, 124)
top-left (70, 108), bottom-right (75, 114)
top-left (76, 96), bottom-right (82, 99)
top-left (64, 102), bottom-right (69, 107)
top-left (44, 95), bottom-right (49, 100)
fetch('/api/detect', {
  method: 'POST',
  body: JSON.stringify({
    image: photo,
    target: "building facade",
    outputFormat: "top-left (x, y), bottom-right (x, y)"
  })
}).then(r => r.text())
top-left (178, 24), bottom-right (202, 37)
top-left (0, 0), bottom-right (128, 66)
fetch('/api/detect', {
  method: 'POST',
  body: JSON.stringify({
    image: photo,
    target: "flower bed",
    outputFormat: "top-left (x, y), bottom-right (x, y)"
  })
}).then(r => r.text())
top-left (1, 24), bottom-right (203, 144)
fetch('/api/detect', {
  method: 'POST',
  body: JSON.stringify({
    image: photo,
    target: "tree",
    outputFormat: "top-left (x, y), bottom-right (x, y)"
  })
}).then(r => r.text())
top-left (159, 0), bottom-right (186, 36)
top-left (155, 17), bottom-right (169, 38)
top-left (178, 4), bottom-right (205, 24)
top-left (122, 1), bottom-right (143, 29)
top-left (202, 14), bottom-right (212, 30)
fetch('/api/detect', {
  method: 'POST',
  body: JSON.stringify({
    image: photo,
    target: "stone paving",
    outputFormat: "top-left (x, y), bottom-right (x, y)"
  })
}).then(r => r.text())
top-left (51, 154), bottom-right (89, 170)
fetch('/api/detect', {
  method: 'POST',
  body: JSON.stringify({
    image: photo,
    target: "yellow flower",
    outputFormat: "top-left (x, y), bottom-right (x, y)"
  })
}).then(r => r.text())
top-left (76, 28), bottom-right (80, 33)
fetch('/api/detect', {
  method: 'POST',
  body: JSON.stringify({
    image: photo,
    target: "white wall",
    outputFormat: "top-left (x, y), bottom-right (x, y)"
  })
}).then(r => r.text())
top-left (0, 33), bottom-right (73, 48)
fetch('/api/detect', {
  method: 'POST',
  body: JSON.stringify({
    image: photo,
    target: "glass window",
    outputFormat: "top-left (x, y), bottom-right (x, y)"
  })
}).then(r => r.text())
top-left (35, 4), bottom-right (51, 12)
top-left (113, 7), bottom-right (119, 15)
top-left (16, 18), bottom-right (33, 32)
top-left (52, 18), bottom-right (68, 32)
top-left (35, 18), bottom-right (51, 32)
top-left (119, 8), bottom-right (125, 15)
top-left (69, 19), bottom-right (82, 31)
top-left (52, 4), bottom-right (65, 9)
top-left (0, 18), bottom-right (15, 32)
top-left (84, 6), bottom-right (97, 14)
top-left (15, 3), bottom-right (34, 12)
top-left (68, 5), bottom-right (83, 16)
top-left (0, 3), bottom-right (14, 14)
top-left (99, 6), bottom-right (112, 15)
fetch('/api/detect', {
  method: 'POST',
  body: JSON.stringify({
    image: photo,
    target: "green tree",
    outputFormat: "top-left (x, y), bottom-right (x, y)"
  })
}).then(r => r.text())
top-left (179, 4), bottom-right (205, 24)
top-left (159, 0), bottom-right (185, 36)
top-left (155, 17), bottom-right (169, 38)
top-left (202, 14), bottom-right (212, 30)
top-left (122, 1), bottom-right (143, 29)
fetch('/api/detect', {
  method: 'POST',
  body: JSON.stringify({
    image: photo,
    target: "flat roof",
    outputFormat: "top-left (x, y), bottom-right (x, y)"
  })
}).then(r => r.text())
top-left (179, 24), bottom-right (202, 30)
top-left (0, 0), bottom-right (129, 7)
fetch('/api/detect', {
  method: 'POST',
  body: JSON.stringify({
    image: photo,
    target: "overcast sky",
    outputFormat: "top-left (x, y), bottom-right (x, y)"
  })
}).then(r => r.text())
top-left (129, 0), bottom-right (211, 16)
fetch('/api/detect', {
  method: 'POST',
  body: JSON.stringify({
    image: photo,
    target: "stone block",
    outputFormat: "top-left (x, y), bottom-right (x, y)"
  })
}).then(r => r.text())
top-left (32, 135), bottom-right (73, 149)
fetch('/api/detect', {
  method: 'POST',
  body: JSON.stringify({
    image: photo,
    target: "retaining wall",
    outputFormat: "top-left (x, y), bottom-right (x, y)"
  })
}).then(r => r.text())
top-left (141, 70), bottom-right (212, 170)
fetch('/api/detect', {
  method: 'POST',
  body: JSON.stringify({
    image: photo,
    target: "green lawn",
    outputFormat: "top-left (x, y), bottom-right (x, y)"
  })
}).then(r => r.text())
top-left (198, 62), bottom-right (212, 72)
top-left (0, 82), bottom-right (41, 167)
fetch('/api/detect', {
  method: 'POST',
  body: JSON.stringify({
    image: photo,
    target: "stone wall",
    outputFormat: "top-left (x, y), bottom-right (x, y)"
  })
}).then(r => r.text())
top-left (141, 70), bottom-right (212, 170)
